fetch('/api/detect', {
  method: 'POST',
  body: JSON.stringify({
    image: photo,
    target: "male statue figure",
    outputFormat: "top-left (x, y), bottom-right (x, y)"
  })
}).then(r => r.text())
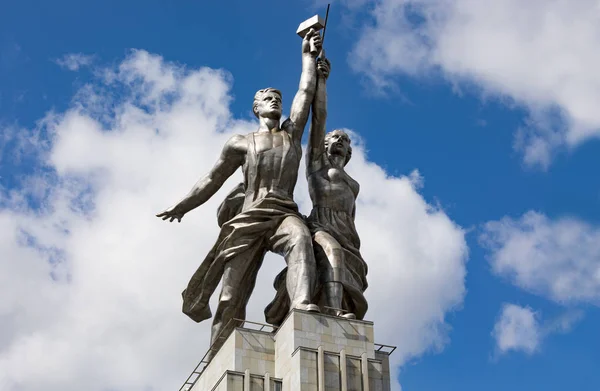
top-left (157, 29), bottom-right (322, 357)
top-left (266, 57), bottom-right (368, 325)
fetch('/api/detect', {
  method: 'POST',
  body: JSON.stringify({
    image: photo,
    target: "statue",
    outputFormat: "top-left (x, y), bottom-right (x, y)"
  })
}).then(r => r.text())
top-left (156, 29), bottom-right (323, 358)
top-left (265, 56), bottom-right (368, 325)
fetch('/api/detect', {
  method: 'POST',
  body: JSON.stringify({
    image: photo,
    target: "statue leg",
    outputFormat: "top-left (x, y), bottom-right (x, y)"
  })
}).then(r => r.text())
top-left (269, 215), bottom-right (319, 312)
top-left (208, 244), bottom-right (265, 360)
top-left (313, 230), bottom-right (356, 319)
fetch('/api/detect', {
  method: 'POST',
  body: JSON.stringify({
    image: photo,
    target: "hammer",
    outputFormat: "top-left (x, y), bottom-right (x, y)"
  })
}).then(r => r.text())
top-left (296, 4), bottom-right (330, 57)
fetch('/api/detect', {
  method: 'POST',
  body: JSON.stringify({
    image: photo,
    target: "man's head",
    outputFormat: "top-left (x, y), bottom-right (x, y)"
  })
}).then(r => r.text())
top-left (253, 88), bottom-right (283, 120)
top-left (324, 130), bottom-right (352, 166)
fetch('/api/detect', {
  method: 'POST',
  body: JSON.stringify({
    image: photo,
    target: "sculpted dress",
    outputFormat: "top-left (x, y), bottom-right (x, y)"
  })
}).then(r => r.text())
top-left (265, 153), bottom-right (369, 325)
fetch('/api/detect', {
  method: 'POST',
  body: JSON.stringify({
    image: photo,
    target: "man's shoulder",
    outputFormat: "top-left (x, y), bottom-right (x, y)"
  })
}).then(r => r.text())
top-left (224, 134), bottom-right (250, 154)
top-left (228, 133), bottom-right (250, 142)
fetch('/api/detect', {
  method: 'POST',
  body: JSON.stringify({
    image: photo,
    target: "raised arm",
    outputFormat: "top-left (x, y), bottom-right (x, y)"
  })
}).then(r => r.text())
top-left (288, 29), bottom-right (321, 141)
top-left (156, 135), bottom-right (247, 222)
top-left (307, 58), bottom-right (330, 173)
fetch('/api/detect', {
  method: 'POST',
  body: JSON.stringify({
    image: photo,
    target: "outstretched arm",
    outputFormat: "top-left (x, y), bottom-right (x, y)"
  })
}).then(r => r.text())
top-left (156, 135), bottom-right (246, 222)
top-left (288, 29), bottom-right (321, 141)
top-left (307, 58), bottom-right (330, 173)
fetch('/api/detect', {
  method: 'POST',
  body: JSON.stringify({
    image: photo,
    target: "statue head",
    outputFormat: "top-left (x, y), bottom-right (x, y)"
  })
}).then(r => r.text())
top-left (253, 88), bottom-right (283, 120)
top-left (324, 130), bottom-right (352, 166)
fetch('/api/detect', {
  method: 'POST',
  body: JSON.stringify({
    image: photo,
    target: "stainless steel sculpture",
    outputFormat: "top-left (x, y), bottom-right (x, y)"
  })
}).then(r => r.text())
top-left (306, 58), bottom-right (368, 320)
top-left (157, 29), bottom-right (323, 358)
top-left (265, 57), bottom-right (368, 326)
top-left (157, 10), bottom-right (368, 359)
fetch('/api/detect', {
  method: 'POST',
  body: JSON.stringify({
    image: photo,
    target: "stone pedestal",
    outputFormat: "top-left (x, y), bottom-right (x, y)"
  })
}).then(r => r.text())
top-left (185, 310), bottom-right (394, 391)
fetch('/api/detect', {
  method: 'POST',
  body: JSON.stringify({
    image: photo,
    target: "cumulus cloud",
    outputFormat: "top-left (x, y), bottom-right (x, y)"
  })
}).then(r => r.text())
top-left (55, 53), bottom-right (94, 71)
top-left (492, 303), bottom-right (583, 356)
top-left (341, 0), bottom-right (600, 168)
top-left (480, 211), bottom-right (600, 305)
top-left (0, 49), bottom-right (467, 391)
top-left (492, 304), bottom-right (541, 355)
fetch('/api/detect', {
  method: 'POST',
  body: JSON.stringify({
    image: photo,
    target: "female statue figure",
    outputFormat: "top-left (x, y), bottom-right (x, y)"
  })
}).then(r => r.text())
top-left (265, 57), bottom-right (368, 324)
top-left (304, 58), bottom-right (368, 319)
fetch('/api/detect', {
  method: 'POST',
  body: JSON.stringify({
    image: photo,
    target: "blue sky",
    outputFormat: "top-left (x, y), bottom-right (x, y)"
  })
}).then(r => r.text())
top-left (1, 1), bottom-right (599, 390)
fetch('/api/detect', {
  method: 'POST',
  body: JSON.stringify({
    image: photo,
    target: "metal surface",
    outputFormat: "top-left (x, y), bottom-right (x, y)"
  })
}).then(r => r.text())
top-left (321, 4), bottom-right (331, 45)
top-left (374, 343), bottom-right (397, 355)
top-left (297, 14), bottom-right (325, 55)
top-left (164, 14), bottom-right (375, 387)
top-left (158, 24), bottom-right (323, 361)
top-left (296, 14), bottom-right (325, 37)
top-left (307, 56), bottom-right (369, 320)
top-left (265, 56), bottom-right (369, 326)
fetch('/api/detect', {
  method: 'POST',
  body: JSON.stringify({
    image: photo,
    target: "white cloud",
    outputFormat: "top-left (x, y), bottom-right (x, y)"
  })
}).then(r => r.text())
top-left (0, 50), bottom-right (468, 391)
top-left (343, 0), bottom-right (600, 168)
top-left (492, 303), bottom-right (583, 356)
top-left (480, 211), bottom-right (600, 305)
top-left (55, 53), bottom-right (94, 71)
top-left (492, 304), bottom-right (541, 355)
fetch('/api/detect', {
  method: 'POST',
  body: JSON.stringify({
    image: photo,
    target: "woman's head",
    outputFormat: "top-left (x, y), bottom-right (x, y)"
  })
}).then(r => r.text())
top-left (324, 130), bottom-right (352, 166)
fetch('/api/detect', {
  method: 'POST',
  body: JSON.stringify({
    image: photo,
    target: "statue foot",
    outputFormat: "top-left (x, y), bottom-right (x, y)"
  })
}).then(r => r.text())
top-left (295, 303), bottom-right (320, 313)
top-left (341, 312), bottom-right (356, 320)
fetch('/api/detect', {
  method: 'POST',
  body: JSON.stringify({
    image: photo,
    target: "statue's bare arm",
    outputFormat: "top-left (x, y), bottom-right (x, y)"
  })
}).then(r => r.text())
top-left (288, 29), bottom-right (321, 142)
top-left (307, 58), bottom-right (330, 173)
top-left (156, 135), bottom-right (247, 222)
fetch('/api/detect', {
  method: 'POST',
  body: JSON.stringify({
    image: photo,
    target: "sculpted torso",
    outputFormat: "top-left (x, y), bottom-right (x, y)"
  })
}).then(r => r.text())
top-left (243, 126), bottom-right (301, 202)
top-left (308, 161), bottom-right (359, 215)
top-left (253, 131), bottom-right (286, 153)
